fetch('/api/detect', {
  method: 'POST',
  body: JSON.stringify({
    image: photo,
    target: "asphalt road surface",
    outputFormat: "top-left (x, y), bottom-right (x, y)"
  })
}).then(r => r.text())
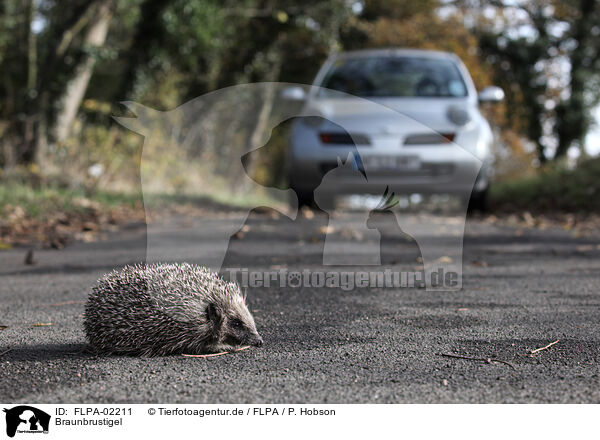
top-left (1, 209), bottom-right (599, 403)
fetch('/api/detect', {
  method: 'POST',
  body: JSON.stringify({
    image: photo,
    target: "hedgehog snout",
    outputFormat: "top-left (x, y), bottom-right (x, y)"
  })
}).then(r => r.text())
top-left (253, 336), bottom-right (264, 347)
top-left (242, 332), bottom-right (263, 347)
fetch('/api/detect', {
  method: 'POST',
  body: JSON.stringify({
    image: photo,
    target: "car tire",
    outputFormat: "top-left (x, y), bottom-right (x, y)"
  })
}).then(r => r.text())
top-left (467, 188), bottom-right (489, 214)
top-left (291, 189), bottom-right (335, 211)
top-left (292, 189), bottom-right (313, 210)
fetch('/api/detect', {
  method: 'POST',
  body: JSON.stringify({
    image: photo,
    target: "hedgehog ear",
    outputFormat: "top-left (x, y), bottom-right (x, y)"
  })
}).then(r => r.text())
top-left (206, 303), bottom-right (221, 324)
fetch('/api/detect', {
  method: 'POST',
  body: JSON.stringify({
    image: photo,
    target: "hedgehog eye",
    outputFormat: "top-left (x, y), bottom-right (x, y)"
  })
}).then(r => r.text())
top-left (231, 319), bottom-right (243, 329)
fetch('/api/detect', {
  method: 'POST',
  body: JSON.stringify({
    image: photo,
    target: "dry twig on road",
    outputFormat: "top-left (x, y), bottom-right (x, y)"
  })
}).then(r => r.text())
top-left (182, 346), bottom-right (251, 359)
top-left (530, 340), bottom-right (559, 355)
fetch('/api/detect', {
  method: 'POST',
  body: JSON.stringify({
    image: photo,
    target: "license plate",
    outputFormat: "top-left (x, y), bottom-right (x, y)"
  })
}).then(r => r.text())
top-left (363, 155), bottom-right (421, 171)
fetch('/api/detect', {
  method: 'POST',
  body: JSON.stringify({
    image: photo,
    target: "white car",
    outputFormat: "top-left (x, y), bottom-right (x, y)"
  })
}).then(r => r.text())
top-left (283, 48), bottom-right (503, 211)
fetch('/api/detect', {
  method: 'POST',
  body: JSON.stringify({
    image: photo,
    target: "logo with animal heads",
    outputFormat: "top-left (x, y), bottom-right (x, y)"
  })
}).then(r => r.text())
top-left (3, 406), bottom-right (50, 438)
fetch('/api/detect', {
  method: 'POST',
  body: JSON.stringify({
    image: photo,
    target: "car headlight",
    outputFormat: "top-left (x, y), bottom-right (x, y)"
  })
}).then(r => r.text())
top-left (446, 105), bottom-right (472, 126)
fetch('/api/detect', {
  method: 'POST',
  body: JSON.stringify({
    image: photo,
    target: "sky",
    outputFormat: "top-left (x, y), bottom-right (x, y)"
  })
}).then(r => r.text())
top-left (585, 107), bottom-right (600, 156)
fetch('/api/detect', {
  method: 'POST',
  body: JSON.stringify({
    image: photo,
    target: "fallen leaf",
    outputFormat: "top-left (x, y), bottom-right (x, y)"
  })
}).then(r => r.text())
top-left (522, 211), bottom-right (535, 227)
top-left (318, 225), bottom-right (336, 234)
top-left (301, 207), bottom-right (314, 219)
top-left (82, 221), bottom-right (98, 231)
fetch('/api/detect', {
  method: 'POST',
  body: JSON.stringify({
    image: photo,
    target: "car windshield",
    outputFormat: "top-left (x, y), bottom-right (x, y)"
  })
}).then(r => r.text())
top-left (319, 55), bottom-right (468, 98)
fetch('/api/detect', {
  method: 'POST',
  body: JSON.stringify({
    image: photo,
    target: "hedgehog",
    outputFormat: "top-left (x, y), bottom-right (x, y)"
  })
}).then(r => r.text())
top-left (83, 263), bottom-right (263, 356)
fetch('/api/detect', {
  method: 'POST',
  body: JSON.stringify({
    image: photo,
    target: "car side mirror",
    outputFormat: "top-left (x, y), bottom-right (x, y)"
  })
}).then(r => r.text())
top-left (478, 86), bottom-right (504, 103)
top-left (281, 86), bottom-right (307, 101)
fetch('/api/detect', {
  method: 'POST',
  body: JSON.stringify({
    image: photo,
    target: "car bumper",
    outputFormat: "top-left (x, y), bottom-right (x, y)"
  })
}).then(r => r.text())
top-left (289, 148), bottom-right (488, 195)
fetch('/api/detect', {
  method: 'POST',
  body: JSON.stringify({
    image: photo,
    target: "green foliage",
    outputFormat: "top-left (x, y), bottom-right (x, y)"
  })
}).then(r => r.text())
top-left (57, 117), bottom-right (143, 191)
top-left (490, 157), bottom-right (600, 212)
top-left (473, 0), bottom-right (600, 162)
top-left (2, 0), bottom-right (599, 215)
top-left (0, 181), bottom-right (140, 219)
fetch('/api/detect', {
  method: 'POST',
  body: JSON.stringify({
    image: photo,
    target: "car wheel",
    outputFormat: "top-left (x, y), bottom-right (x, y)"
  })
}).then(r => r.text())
top-left (292, 189), bottom-right (313, 210)
top-left (467, 188), bottom-right (489, 214)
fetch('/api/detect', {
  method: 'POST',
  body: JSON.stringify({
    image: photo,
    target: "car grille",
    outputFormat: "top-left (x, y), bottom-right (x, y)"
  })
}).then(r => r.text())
top-left (319, 162), bottom-right (454, 177)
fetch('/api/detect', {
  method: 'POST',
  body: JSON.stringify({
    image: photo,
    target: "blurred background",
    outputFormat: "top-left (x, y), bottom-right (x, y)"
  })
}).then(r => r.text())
top-left (1, 0), bottom-right (599, 246)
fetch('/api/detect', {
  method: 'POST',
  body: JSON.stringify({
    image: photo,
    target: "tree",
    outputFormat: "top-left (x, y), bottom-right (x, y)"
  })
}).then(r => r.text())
top-left (554, 0), bottom-right (600, 158)
top-left (0, 0), bottom-right (117, 169)
top-left (51, 0), bottom-right (116, 147)
top-left (459, 0), bottom-right (600, 162)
